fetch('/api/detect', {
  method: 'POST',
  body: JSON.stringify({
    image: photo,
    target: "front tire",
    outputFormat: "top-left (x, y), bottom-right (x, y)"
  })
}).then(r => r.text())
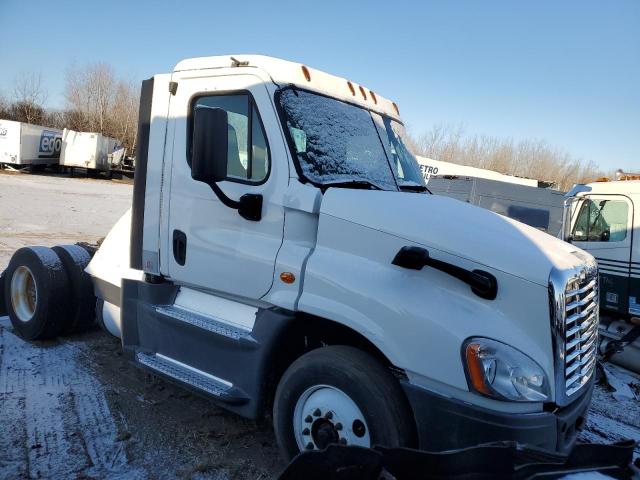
top-left (273, 346), bottom-right (415, 461)
top-left (3, 246), bottom-right (71, 340)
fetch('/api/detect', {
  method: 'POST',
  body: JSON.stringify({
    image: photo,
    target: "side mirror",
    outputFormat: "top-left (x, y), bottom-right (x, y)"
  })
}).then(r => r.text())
top-left (191, 107), bottom-right (228, 184)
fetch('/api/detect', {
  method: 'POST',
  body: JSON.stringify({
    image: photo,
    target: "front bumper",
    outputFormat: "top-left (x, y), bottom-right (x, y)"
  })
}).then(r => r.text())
top-left (401, 379), bottom-right (593, 454)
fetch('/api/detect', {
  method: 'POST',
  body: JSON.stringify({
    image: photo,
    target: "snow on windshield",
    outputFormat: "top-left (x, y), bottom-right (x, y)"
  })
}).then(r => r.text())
top-left (279, 89), bottom-right (397, 190)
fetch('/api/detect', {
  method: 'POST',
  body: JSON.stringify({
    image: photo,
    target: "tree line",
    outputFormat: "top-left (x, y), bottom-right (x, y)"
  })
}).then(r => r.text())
top-left (0, 65), bottom-right (139, 154)
top-left (408, 124), bottom-right (604, 191)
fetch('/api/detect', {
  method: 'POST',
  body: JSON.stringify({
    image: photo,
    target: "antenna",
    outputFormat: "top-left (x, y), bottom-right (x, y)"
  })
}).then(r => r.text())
top-left (230, 57), bottom-right (249, 67)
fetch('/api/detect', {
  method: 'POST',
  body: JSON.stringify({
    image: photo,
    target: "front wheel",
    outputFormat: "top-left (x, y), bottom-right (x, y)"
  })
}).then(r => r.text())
top-left (273, 346), bottom-right (415, 461)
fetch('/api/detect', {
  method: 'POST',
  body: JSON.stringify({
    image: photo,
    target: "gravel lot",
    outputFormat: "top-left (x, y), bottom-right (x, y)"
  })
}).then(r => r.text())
top-left (0, 172), bottom-right (638, 479)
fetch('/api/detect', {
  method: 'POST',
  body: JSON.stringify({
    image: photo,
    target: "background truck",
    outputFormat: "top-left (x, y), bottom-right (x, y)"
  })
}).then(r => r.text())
top-left (427, 176), bottom-right (565, 236)
top-left (60, 129), bottom-right (125, 173)
top-left (563, 175), bottom-right (640, 372)
top-left (0, 119), bottom-right (62, 169)
top-left (0, 55), bottom-right (599, 460)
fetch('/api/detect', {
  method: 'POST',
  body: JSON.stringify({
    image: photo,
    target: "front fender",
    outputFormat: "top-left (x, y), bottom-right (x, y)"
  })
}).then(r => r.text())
top-left (298, 214), bottom-right (554, 400)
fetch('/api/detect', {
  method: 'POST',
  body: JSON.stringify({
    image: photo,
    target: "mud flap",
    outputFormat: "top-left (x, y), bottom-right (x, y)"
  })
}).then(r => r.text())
top-left (280, 440), bottom-right (638, 479)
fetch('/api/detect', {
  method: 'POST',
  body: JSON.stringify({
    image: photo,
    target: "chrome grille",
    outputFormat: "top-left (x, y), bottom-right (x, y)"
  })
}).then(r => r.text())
top-left (549, 260), bottom-right (599, 405)
top-left (563, 276), bottom-right (598, 396)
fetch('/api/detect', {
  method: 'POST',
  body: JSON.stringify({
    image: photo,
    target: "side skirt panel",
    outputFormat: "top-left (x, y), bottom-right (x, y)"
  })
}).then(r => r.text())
top-left (121, 278), bottom-right (296, 419)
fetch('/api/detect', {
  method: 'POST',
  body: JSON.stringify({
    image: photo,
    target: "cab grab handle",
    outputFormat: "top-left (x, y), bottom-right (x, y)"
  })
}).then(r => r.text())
top-left (392, 246), bottom-right (498, 300)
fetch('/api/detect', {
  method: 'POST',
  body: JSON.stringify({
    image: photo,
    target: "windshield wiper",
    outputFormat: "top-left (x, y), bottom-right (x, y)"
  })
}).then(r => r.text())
top-left (322, 180), bottom-right (384, 191)
top-left (399, 184), bottom-right (431, 194)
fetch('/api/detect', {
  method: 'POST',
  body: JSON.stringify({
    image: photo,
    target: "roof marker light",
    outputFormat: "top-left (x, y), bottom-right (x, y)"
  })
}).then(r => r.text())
top-left (359, 86), bottom-right (367, 100)
top-left (370, 91), bottom-right (377, 104)
top-left (301, 65), bottom-right (311, 82)
top-left (347, 81), bottom-right (356, 96)
top-left (392, 102), bottom-right (400, 115)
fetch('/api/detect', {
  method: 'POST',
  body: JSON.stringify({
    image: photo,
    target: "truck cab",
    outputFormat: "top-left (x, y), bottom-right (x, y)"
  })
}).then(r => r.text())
top-left (563, 177), bottom-right (639, 371)
top-left (2, 55), bottom-right (599, 460)
top-left (563, 178), bottom-right (639, 318)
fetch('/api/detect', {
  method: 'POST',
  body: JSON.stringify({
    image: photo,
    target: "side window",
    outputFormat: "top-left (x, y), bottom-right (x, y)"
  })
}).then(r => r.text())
top-left (191, 94), bottom-right (269, 183)
top-left (572, 199), bottom-right (629, 242)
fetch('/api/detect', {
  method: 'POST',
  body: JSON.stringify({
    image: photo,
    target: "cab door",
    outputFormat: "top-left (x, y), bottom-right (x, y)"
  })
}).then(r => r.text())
top-left (570, 194), bottom-right (634, 315)
top-left (165, 72), bottom-right (286, 300)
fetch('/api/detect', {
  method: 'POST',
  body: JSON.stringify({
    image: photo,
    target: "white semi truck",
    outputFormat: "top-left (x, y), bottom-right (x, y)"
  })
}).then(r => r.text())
top-left (0, 55), bottom-right (599, 460)
top-left (563, 175), bottom-right (640, 372)
top-left (0, 119), bottom-right (63, 169)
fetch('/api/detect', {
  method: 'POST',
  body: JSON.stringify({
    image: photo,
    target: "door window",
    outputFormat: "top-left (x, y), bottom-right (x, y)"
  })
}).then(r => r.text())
top-left (190, 93), bottom-right (269, 183)
top-left (571, 198), bottom-right (629, 242)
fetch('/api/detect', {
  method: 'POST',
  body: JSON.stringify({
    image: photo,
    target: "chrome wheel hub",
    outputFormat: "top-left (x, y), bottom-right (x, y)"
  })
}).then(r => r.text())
top-left (10, 266), bottom-right (38, 322)
top-left (293, 385), bottom-right (371, 451)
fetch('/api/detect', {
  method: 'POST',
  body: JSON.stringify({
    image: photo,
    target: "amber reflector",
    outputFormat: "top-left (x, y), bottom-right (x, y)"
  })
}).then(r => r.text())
top-left (370, 91), bottom-right (377, 104)
top-left (347, 81), bottom-right (355, 96)
top-left (465, 343), bottom-right (491, 395)
top-left (301, 65), bottom-right (311, 82)
top-left (280, 272), bottom-right (296, 284)
top-left (359, 86), bottom-right (367, 100)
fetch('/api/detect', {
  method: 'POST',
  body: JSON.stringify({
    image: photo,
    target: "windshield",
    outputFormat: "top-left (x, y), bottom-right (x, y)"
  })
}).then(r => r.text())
top-left (564, 196), bottom-right (629, 242)
top-left (277, 88), bottom-right (425, 191)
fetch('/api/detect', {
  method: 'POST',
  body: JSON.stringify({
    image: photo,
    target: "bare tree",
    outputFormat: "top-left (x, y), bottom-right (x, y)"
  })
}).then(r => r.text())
top-left (108, 80), bottom-right (139, 151)
top-left (411, 124), bottom-right (604, 191)
top-left (65, 63), bottom-right (116, 134)
top-left (12, 72), bottom-right (48, 124)
top-left (0, 92), bottom-right (10, 119)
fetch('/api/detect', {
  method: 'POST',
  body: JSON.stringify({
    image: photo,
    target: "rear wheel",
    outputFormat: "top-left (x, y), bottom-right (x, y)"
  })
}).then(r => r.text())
top-left (3, 246), bottom-right (71, 340)
top-left (52, 244), bottom-right (96, 333)
top-left (273, 346), bottom-right (415, 461)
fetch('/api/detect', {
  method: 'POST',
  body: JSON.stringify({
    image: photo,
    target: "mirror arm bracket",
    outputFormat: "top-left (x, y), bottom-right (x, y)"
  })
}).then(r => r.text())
top-left (207, 182), bottom-right (240, 210)
top-left (392, 246), bottom-right (498, 300)
top-left (206, 183), bottom-right (263, 222)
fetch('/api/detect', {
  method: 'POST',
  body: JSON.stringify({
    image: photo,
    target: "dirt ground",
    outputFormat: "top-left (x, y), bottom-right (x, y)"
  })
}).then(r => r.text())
top-left (0, 171), bottom-right (638, 479)
top-left (0, 172), bottom-right (284, 479)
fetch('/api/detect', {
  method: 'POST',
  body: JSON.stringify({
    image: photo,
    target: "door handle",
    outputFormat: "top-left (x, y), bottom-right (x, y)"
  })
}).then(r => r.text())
top-left (173, 230), bottom-right (187, 266)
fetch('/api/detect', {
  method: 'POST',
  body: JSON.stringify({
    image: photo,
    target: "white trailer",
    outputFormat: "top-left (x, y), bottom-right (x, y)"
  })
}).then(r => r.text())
top-left (0, 119), bottom-right (63, 168)
top-left (60, 129), bottom-right (122, 172)
top-left (416, 156), bottom-right (541, 187)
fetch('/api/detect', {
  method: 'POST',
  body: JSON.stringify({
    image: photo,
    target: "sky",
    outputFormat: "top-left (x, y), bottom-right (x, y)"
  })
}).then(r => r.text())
top-left (0, 0), bottom-right (638, 172)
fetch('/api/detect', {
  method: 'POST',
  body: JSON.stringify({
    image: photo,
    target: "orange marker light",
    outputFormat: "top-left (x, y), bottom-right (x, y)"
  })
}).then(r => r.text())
top-left (370, 91), bottom-right (377, 104)
top-left (359, 86), bottom-right (367, 100)
top-left (465, 343), bottom-right (491, 395)
top-left (301, 65), bottom-right (311, 82)
top-left (347, 81), bottom-right (355, 96)
top-left (392, 102), bottom-right (400, 115)
top-left (280, 272), bottom-right (296, 284)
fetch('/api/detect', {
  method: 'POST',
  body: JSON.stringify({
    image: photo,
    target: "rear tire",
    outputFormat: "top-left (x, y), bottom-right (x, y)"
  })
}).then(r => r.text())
top-left (273, 345), bottom-right (415, 461)
top-left (52, 244), bottom-right (96, 333)
top-left (3, 246), bottom-right (71, 340)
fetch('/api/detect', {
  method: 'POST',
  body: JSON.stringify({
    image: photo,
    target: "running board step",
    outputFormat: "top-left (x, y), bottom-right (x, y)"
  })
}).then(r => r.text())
top-left (155, 305), bottom-right (258, 347)
top-left (136, 352), bottom-right (249, 405)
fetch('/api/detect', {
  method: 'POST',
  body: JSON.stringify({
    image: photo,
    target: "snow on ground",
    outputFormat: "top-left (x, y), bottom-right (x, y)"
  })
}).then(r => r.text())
top-left (0, 316), bottom-right (145, 479)
top-left (579, 364), bottom-right (640, 455)
top-left (0, 171), bottom-right (638, 479)
top-left (0, 171), bottom-right (132, 270)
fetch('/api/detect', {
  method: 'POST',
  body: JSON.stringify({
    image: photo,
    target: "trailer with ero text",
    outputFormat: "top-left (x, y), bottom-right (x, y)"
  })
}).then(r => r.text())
top-left (0, 119), bottom-right (62, 168)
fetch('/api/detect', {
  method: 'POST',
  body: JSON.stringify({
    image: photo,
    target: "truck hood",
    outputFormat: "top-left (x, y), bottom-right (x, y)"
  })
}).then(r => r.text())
top-left (320, 189), bottom-right (588, 287)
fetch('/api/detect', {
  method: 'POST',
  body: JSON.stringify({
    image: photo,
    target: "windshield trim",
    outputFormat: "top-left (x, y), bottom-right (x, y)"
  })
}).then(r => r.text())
top-left (274, 85), bottom-right (408, 191)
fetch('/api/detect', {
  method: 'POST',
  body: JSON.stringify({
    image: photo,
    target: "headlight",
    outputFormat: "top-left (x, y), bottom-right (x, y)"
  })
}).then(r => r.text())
top-left (463, 338), bottom-right (550, 402)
